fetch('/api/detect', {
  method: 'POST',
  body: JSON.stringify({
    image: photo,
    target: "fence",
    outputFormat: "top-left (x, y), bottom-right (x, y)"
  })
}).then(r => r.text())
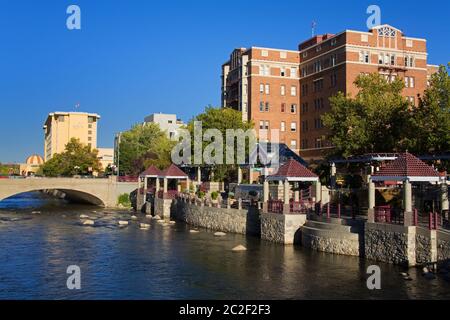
top-left (374, 206), bottom-right (404, 225)
top-left (315, 202), bottom-right (358, 220)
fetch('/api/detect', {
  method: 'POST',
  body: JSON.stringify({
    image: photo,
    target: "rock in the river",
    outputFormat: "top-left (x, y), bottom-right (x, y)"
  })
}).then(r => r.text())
top-left (190, 229), bottom-right (200, 233)
top-left (80, 214), bottom-right (90, 219)
top-left (422, 267), bottom-right (429, 274)
top-left (152, 215), bottom-right (161, 220)
top-left (157, 220), bottom-right (165, 224)
top-left (400, 272), bottom-right (409, 277)
top-left (145, 215), bottom-right (152, 219)
top-left (81, 219), bottom-right (95, 226)
top-left (169, 221), bottom-right (176, 225)
top-left (214, 232), bottom-right (227, 237)
top-left (140, 223), bottom-right (150, 229)
top-left (131, 215), bottom-right (138, 220)
top-left (118, 220), bottom-right (129, 226)
top-left (232, 245), bottom-right (247, 252)
top-left (32, 211), bottom-right (41, 214)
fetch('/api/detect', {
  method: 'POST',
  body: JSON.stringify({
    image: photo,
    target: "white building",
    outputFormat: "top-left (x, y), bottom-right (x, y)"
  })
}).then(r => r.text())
top-left (144, 113), bottom-right (185, 139)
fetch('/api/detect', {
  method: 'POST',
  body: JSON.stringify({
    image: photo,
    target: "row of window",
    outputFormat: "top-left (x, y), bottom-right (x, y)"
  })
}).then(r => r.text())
top-left (301, 138), bottom-right (325, 150)
top-left (259, 84), bottom-right (297, 96)
top-left (301, 53), bottom-right (338, 77)
top-left (259, 65), bottom-right (298, 78)
top-left (301, 118), bottom-right (324, 132)
top-left (260, 102), bottom-right (297, 114)
top-left (259, 120), bottom-right (297, 132)
top-left (359, 50), bottom-right (416, 67)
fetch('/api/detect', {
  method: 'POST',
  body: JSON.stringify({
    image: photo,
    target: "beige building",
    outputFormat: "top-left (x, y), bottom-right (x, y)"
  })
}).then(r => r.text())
top-left (97, 148), bottom-right (114, 171)
top-left (43, 112), bottom-right (100, 161)
top-left (19, 154), bottom-right (44, 176)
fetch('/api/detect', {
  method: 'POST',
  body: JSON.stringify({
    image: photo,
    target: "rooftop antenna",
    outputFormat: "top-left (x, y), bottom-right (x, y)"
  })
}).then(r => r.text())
top-left (311, 21), bottom-right (317, 37)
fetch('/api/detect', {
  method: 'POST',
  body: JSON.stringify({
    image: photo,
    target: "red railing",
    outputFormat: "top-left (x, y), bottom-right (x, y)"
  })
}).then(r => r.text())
top-left (118, 176), bottom-right (139, 182)
top-left (157, 190), bottom-right (179, 199)
top-left (429, 212), bottom-right (442, 230)
top-left (290, 200), bottom-right (313, 214)
top-left (375, 206), bottom-right (392, 223)
top-left (268, 200), bottom-right (284, 214)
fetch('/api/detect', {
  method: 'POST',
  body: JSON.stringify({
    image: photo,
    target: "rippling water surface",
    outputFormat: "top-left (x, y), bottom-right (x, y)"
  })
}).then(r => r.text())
top-left (0, 192), bottom-right (449, 300)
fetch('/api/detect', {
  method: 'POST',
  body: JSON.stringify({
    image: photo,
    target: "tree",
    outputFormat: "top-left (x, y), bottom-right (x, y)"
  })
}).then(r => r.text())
top-left (185, 107), bottom-right (254, 182)
top-left (39, 138), bottom-right (101, 177)
top-left (118, 123), bottom-right (175, 176)
top-left (322, 73), bottom-right (410, 158)
top-left (407, 64), bottom-right (450, 156)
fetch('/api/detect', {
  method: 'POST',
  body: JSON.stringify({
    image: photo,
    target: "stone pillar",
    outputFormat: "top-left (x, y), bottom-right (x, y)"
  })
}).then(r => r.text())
top-left (143, 176), bottom-right (148, 203)
top-left (177, 181), bottom-right (181, 192)
top-left (404, 180), bottom-right (413, 226)
top-left (368, 180), bottom-right (375, 223)
top-left (156, 178), bottom-right (160, 192)
top-left (294, 191), bottom-right (300, 202)
top-left (330, 162), bottom-right (337, 189)
top-left (314, 181), bottom-right (322, 203)
top-left (283, 180), bottom-right (291, 214)
top-left (197, 166), bottom-right (201, 184)
top-left (238, 166), bottom-right (243, 185)
top-left (278, 181), bottom-right (283, 200)
top-left (441, 181), bottom-right (449, 212)
top-left (163, 178), bottom-right (168, 194)
top-left (263, 180), bottom-right (269, 212)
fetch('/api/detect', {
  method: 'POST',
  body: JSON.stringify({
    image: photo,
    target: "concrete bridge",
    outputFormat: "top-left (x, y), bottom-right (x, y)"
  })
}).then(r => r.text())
top-left (0, 177), bottom-right (137, 207)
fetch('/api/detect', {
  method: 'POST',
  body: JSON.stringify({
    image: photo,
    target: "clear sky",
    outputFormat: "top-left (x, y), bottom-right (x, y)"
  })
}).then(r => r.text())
top-left (0, 0), bottom-right (449, 163)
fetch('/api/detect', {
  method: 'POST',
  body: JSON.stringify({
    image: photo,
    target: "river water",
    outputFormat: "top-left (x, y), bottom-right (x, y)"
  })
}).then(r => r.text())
top-left (0, 192), bottom-right (448, 300)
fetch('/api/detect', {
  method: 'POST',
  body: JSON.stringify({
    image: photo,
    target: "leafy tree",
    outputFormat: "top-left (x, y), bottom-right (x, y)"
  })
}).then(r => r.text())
top-left (118, 123), bottom-right (175, 175)
top-left (322, 73), bottom-right (410, 158)
top-left (185, 107), bottom-right (254, 182)
top-left (407, 64), bottom-right (450, 155)
top-left (39, 138), bottom-right (101, 177)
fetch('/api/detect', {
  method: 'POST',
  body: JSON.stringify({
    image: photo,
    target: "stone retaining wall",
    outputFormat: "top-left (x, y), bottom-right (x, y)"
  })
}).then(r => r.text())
top-left (438, 230), bottom-right (450, 262)
top-left (365, 223), bottom-right (416, 266)
top-left (155, 198), bottom-right (173, 220)
top-left (172, 199), bottom-right (260, 235)
top-left (260, 213), bottom-right (306, 244)
top-left (415, 227), bottom-right (433, 265)
top-left (301, 228), bottom-right (360, 256)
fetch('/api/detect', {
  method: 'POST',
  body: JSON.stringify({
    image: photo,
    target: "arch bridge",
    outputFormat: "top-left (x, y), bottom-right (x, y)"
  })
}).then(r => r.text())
top-left (0, 177), bottom-right (137, 207)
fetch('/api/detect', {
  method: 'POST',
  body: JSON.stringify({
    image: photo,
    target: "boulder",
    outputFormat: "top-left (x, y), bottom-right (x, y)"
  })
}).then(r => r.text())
top-left (145, 215), bottom-right (152, 219)
top-left (169, 221), bottom-right (176, 225)
top-left (81, 219), bottom-right (95, 226)
top-left (31, 211), bottom-right (41, 214)
top-left (140, 223), bottom-right (150, 229)
top-left (131, 215), bottom-right (138, 220)
top-left (80, 214), bottom-right (90, 219)
top-left (214, 232), bottom-right (227, 237)
top-left (118, 220), bottom-right (129, 226)
top-left (157, 220), bottom-right (165, 224)
top-left (232, 245), bottom-right (247, 252)
top-left (190, 230), bottom-right (200, 233)
top-left (152, 215), bottom-right (161, 220)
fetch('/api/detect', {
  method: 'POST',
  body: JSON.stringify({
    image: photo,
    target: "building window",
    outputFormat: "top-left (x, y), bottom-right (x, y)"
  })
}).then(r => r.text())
top-left (260, 65), bottom-right (270, 76)
top-left (302, 84), bottom-right (308, 96)
top-left (259, 102), bottom-right (264, 112)
top-left (330, 54), bottom-right (337, 66)
top-left (260, 83), bottom-right (264, 93)
top-left (281, 85), bottom-right (286, 96)
top-left (281, 103), bottom-right (286, 113)
top-left (290, 104), bottom-right (297, 114)
top-left (301, 103), bottom-right (309, 114)
top-left (301, 67), bottom-right (307, 77)
top-left (265, 121), bottom-right (269, 130)
top-left (361, 34), bottom-right (369, 42)
top-left (405, 56), bottom-right (415, 67)
top-left (57, 116), bottom-right (65, 122)
top-left (291, 86), bottom-right (297, 96)
top-left (391, 54), bottom-right (396, 66)
top-left (291, 140), bottom-right (297, 149)
top-left (331, 39), bottom-right (337, 46)
top-left (291, 122), bottom-right (297, 132)
top-left (261, 50), bottom-right (269, 57)
top-left (290, 67), bottom-right (297, 78)
top-left (302, 52), bottom-right (308, 58)
top-left (281, 121), bottom-right (286, 132)
top-left (409, 77), bottom-right (415, 88)
top-left (88, 130), bottom-right (92, 135)
top-left (88, 124), bottom-right (92, 129)
top-left (301, 139), bottom-right (309, 149)
top-left (360, 51), bottom-right (370, 64)
top-left (316, 45), bottom-right (321, 52)
top-left (313, 60), bottom-right (322, 73)
top-left (88, 137), bottom-right (92, 141)
top-left (302, 120), bottom-right (309, 132)
top-left (88, 117), bottom-right (96, 123)
top-left (280, 51), bottom-right (287, 59)
top-left (331, 73), bottom-right (337, 87)
top-left (313, 79), bottom-right (324, 92)
top-left (406, 39), bottom-right (413, 48)
top-left (265, 84), bottom-right (270, 95)
top-left (407, 96), bottom-right (415, 106)
top-left (280, 67), bottom-right (286, 77)
top-left (265, 102), bottom-right (270, 112)
top-left (259, 121), bottom-right (264, 130)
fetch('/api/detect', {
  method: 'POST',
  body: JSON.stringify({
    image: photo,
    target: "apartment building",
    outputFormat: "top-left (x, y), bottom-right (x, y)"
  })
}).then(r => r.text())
top-left (221, 24), bottom-right (438, 161)
top-left (43, 112), bottom-right (100, 161)
top-left (222, 47), bottom-right (302, 153)
top-left (144, 113), bottom-right (185, 139)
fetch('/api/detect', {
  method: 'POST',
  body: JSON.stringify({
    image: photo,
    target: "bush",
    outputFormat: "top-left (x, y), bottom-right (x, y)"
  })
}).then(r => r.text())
top-left (211, 191), bottom-right (219, 200)
top-left (118, 193), bottom-right (131, 207)
top-left (197, 191), bottom-right (205, 199)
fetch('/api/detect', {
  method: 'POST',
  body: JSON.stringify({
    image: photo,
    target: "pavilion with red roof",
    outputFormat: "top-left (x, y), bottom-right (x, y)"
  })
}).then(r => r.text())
top-left (138, 165), bottom-right (162, 203)
top-left (368, 153), bottom-right (442, 225)
top-left (263, 159), bottom-right (320, 214)
top-left (157, 164), bottom-right (189, 199)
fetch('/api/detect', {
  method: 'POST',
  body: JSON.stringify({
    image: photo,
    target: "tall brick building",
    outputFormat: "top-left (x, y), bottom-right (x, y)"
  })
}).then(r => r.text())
top-left (221, 24), bottom-right (438, 161)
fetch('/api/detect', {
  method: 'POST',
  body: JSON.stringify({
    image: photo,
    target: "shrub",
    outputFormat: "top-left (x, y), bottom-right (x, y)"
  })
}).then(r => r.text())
top-left (118, 193), bottom-right (131, 207)
top-left (211, 191), bottom-right (219, 200)
top-left (197, 191), bottom-right (206, 199)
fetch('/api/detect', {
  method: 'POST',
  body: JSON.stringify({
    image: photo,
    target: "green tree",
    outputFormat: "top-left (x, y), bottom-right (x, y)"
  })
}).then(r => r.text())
top-left (118, 123), bottom-right (175, 175)
top-left (186, 107), bottom-right (254, 182)
top-left (322, 73), bottom-right (410, 158)
top-left (406, 64), bottom-right (450, 155)
top-left (39, 138), bottom-right (101, 177)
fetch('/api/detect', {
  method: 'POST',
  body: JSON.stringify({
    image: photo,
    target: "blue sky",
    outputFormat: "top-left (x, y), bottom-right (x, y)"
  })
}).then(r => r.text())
top-left (0, 0), bottom-right (449, 163)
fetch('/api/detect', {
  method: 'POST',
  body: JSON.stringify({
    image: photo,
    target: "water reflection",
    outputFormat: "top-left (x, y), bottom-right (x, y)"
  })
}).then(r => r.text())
top-left (0, 192), bottom-right (448, 299)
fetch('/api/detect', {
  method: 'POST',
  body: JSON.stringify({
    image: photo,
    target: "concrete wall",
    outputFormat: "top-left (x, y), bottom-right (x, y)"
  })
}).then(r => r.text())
top-left (438, 230), bottom-right (450, 262)
top-left (415, 227), bottom-right (434, 265)
top-left (260, 212), bottom-right (307, 244)
top-left (155, 197), bottom-right (173, 220)
top-left (172, 199), bottom-right (260, 235)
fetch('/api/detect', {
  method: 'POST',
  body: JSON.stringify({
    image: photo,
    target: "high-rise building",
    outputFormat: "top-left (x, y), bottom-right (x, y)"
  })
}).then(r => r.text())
top-left (43, 112), bottom-right (100, 161)
top-left (221, 24), bottom-right (439, 161)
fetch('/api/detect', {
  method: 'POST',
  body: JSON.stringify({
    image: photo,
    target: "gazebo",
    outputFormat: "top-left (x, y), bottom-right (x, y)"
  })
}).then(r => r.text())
top-left (263, 159), bottom-right (320, 214)
top-left (157, 164), bottom-right (189, 199)
top-left (368, 153), bottom-right (443, 226)
top-left (139, 165), bottom-right (162, 203)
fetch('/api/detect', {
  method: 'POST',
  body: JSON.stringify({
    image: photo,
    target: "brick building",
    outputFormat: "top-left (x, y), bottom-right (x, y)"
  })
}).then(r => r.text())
top-left (221, 24), bottom-right (439, 161)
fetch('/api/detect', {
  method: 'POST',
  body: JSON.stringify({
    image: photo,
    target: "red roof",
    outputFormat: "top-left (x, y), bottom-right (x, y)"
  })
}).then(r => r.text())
top-left (269, 159), bottom-right (318, 179)
top-left (140, 165), bottom-right (162, 177)
top-left (373, 153), bottom-right (439, 178)
top-left (160, 164), bottom-right (188, 178)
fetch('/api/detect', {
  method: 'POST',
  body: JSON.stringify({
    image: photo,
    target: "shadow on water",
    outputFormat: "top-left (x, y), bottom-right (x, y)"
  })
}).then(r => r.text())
top-left (0, 192), bottom-right (449, 299)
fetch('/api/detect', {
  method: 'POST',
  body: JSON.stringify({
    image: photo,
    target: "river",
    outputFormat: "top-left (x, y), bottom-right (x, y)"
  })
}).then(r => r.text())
top-left (0, 192), bottom-right (448, 300)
